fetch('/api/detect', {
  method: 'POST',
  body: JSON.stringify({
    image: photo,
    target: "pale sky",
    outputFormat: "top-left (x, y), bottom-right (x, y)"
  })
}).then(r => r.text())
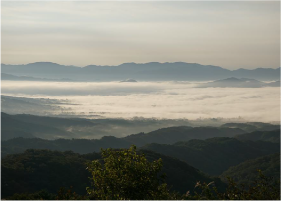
top-left (1, 1), bottom-right (280, 69)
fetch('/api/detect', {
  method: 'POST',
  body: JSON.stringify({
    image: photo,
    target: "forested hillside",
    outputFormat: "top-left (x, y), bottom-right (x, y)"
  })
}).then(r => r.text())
top-left (1, 137), bottom-right (131, 157)
top-left (141, 137), bottom-right (280, 175)
top-left (1, 149), bottom-right (225, 198)
top-left (220, 153), bottom-right (280, 186)
top-left (234, 129), bottom-right (280, 143)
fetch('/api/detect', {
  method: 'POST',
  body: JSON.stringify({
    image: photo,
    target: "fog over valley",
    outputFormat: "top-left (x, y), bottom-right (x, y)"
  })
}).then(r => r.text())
top-left (2, 81), bottom-right (279, 122)
top-left (1, 1), bottom-right (280, 199)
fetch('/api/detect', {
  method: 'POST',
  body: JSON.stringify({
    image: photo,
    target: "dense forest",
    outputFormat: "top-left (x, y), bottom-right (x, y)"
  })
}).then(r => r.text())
top-left (2, 149), bottom-right (226, 198)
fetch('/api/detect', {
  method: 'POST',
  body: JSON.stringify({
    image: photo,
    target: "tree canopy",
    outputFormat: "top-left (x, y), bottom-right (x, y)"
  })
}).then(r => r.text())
top-left (86, 145), bottom-right (175, 200)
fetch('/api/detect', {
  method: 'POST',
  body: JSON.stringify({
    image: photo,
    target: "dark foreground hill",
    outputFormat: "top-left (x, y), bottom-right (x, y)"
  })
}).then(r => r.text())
top-left (220, 153), bottom-right (280, 186)
top-left (1, 149), bottom-right (224, 198)
top-left (234, 129), bottom-right (280, 143)
top-left (141, 137), bottom-right (280, 176)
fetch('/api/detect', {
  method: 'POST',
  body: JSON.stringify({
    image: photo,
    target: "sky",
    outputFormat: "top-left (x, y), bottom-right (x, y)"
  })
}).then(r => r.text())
top-left (1, 1), bottom-right (280, 69)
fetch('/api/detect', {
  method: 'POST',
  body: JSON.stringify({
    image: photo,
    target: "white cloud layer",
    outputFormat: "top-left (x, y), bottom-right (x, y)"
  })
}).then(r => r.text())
top-left (1, 81), bottom-right (280, 122)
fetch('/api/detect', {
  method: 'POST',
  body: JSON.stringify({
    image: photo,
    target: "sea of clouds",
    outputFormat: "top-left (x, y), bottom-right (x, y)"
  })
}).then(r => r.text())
top-left (1, 81), bottom-right (280, 122)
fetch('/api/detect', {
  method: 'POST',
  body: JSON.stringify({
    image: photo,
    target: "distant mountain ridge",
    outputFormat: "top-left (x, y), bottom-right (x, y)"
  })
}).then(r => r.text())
top-left (2, 62), bottom-right (280, 81)
top-left (1, 73), bottom-right (73, 82)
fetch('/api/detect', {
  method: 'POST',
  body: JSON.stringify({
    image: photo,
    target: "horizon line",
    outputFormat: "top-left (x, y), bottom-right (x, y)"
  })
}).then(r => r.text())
top-left (1, 61), bottom-right (280, 70)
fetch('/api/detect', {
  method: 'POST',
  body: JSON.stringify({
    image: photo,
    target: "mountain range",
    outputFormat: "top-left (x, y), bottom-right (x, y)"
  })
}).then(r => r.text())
top-left (1, 73), bottom-right (73, 82)
top-left (2, 62), bottom-right (280, 81)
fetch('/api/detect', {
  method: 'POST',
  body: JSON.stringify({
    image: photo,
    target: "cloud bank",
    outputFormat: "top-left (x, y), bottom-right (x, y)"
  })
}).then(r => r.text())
top-left (1, 81), bottom-right (279, 122)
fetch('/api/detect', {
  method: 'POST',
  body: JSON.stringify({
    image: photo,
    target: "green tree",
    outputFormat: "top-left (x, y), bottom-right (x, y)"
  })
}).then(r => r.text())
top-left (86, 145), bottom-right (175, 200)
top-left (190, 170), bottom-right (280, 200)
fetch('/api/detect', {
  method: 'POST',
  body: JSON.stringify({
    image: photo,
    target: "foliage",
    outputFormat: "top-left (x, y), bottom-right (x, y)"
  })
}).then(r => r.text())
top-left (86, 145), bottom-right (175, 200)
top-left (5, 190), bottom-right (55, 200)
top-left (5, 187), bottom-right (87, 200)
top-left (2, 148), bottom-right (222, 199)
top-left (189, 170), bottom-right (280, 200)
top-left (2, 147), bottom-right (280, 200)
top-left (1, 149), bottom-right (99, 198)
top-left (56, 187), bottom-right (87, 200)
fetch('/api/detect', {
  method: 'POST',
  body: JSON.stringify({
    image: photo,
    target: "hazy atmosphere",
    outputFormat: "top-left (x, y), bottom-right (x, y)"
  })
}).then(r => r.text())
top-left (2, 1), bottom-right (280, 69)
top-left (1, 1), bottom-right (280, 200)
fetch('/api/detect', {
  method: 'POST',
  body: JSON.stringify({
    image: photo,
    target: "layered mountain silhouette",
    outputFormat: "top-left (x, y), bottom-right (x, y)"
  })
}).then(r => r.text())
top-left (1, 112), bottom-right (245, 141)
top-left (2, 62), bottom-right (280, 81)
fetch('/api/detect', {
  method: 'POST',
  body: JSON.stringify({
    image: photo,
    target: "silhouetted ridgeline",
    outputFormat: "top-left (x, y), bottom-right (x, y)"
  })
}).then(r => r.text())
top-left (2, 62), bottom-right (280, 81)
top-left (123, 126), bottom-right (245, 146)
top-left (2, 125), bottom-right (249, 157)
top-left (1, 126), bottom-right (248, 156)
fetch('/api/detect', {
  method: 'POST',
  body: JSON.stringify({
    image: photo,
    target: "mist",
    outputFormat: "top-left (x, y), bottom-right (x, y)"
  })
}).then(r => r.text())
top-left (1, 81), bottom-right (279, 122)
